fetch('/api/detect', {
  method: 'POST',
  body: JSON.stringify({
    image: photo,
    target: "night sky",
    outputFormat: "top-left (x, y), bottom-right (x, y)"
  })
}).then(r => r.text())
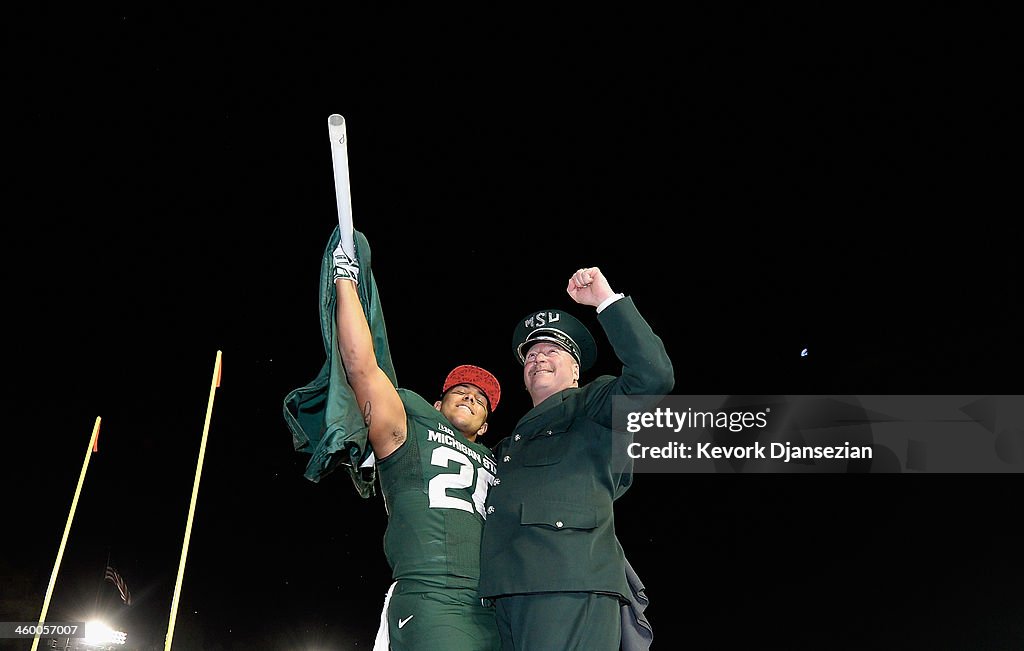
top-left (3, 6), bottom-right (1022, 650)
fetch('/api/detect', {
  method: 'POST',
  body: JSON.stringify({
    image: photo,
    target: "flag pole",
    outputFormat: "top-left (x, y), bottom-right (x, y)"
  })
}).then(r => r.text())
top-left (165, 350), bottom-right (222, 651)
top-left (328, 114), bottom-right (355, 258)
top-left (31, 417), bottom-right (101, 651)
top-left (95, 548), bottom-right (111, 614)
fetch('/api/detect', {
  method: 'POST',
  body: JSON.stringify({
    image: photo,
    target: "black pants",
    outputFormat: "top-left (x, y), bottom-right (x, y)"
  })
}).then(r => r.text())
top-left (493, 591), bottom-right (621, 651)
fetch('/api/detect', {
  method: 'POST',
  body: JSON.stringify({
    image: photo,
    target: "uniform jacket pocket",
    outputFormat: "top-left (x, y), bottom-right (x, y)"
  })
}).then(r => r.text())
top-left (521, 500), bottom-right (597, 531)
top-left (522, 424), bottom-right (569, 466)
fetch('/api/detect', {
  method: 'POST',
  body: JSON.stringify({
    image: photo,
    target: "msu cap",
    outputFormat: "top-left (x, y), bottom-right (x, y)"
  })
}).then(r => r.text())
top-left (512, 309), bottom-right (597, 371)
top-left (442, 364), bottom-right (501, 412)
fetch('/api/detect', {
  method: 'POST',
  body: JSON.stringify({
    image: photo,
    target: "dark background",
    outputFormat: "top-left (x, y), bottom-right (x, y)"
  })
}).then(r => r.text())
top-left (3, 5), bottom-right (1021, 650)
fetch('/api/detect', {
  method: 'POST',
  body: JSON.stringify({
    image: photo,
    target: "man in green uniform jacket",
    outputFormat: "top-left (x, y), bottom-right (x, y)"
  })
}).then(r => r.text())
top-left (479, 266), bottom-right (675, 650)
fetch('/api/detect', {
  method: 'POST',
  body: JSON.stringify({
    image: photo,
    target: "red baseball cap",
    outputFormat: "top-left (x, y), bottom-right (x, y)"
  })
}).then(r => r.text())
top-left (442, 364), bottom-right (501, 412)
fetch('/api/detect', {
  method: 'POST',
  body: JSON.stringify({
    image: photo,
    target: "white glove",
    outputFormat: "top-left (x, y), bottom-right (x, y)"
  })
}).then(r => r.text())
top-left (333, 243), bottom-right (360, 284)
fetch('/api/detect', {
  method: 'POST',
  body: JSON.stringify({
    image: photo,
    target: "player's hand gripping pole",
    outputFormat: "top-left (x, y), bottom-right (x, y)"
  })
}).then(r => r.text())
top-left (328, 114), bottom-right (355, 258)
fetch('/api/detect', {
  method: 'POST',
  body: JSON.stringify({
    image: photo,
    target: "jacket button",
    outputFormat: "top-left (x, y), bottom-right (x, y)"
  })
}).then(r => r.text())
top-left (503, 455), bottom-right (511, 462)
top-left (487, 506), bottom-right (495, 514)
top-left (555, 521), bottom-right (564, 528)
top-left (514, 434), bottom-right (521, 441)
top-left (546, 430), bottom-right (553, 435)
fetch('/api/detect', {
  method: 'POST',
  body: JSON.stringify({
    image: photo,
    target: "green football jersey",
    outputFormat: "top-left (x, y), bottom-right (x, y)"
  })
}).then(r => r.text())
top-left (377, 389), bottom-right (498, 589)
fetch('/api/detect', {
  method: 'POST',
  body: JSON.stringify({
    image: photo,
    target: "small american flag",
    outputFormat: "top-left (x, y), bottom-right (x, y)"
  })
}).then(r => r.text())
top-left (104, 566), bottom-right (131, 605)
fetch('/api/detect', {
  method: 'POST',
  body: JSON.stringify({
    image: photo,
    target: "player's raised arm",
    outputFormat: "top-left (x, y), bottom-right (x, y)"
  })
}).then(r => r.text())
top-left (332, 245), bottom-right (407, 458)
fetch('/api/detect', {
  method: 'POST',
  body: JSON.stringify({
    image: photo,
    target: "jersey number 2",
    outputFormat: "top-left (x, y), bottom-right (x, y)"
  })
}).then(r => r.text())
top-left (428, 447), bottom-right (495, 518)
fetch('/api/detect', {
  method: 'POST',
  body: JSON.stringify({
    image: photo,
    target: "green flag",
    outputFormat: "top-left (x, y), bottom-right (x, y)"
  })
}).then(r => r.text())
top-left (282, 227), bottom-right (396, 497)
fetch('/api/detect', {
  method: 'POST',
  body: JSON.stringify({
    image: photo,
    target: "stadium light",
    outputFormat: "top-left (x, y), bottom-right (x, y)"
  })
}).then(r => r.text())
top-left (82, 620), bottom-right (127, 647)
